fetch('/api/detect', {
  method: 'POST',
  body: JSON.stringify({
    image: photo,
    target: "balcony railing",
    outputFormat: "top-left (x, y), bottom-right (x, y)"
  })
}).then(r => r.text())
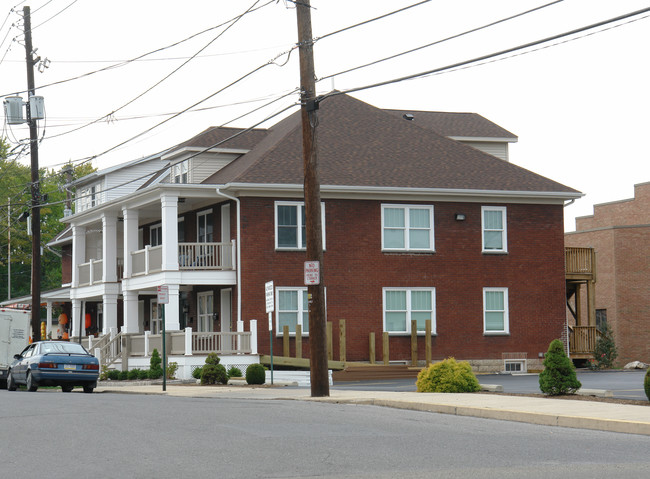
top-left (565, 247), bottom-right (595, 278)
top-left (568, 325), bottom-right (604, 355)
top-left (76, 258), bottom-right (124, 287)
top-left (130, 242), bottom-right (235, 276)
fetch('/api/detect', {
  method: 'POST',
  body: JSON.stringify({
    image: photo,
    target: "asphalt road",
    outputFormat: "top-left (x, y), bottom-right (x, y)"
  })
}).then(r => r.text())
top-left (1, 390), bottom-right (650, 478)
top-left (332, 370), bottom-right (649, 400)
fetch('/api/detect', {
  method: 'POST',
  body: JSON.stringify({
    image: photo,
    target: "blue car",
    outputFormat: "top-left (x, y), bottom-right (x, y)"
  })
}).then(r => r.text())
top-left (7, 341), bottom-right (99, 393)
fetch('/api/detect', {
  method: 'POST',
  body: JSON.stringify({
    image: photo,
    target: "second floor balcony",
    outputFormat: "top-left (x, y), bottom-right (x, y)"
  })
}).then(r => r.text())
top-left (130, 241), bottom-right (236, 276)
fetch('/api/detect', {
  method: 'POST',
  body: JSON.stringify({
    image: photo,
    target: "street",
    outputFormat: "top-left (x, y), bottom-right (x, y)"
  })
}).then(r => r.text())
top-left (1, 389), bottom-right (649, 478)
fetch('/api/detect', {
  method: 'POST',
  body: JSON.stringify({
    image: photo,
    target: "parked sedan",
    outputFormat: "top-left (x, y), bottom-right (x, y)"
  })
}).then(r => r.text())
top-left (7, 341), bottom-right (99, 393)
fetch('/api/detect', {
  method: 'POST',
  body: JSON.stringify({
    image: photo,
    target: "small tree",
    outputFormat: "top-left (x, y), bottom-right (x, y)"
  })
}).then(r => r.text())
top-left (592, 324), bottom-right (618, 369)
top-left (539, 339), bottom-right (581, 395)
top-left (149, 349), bottom-right (163, 379)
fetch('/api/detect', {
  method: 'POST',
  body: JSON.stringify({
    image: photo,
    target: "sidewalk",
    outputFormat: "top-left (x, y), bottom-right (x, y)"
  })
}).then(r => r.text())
top-left (94, 383), bottom-right (650, 436)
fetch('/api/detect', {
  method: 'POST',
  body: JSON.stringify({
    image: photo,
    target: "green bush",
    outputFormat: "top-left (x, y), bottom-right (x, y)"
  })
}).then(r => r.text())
top-left (592, 324), bottom-right (618, 369)
top-left (645, 369), bottom-right (650, 402)
top-left (192, 366), bottom-right (203, 380)
top-left (149, 349), bottom-right (163, 378)
top-left (539, 339), bottom-right (582, 395)
top-left (201, 364), bottom-right (228, 385)
top-left (118, 370), bottom-right (129, 381)
top-left (137, 369), bottom-right (150, 380)
top-left (245, 363), bottom-right (266, 385)
top-left (227, 366), bottom-right (243, 378)
top-left (167, 362), bottom-right (178, 380)
top-left (415, 357), bottom-right (480, 393)
top-left (128, 369), bottom-right (141, 380)
top-left (205, 352), bottom-right (220, 365)
top-left (107, 369), bottom-right (120, 381)
top-left (148, 368), bottom-right (163, 380)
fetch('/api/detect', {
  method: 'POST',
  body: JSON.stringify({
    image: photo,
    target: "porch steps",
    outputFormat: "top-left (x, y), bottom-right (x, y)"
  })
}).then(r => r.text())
top-left (332, 364), bottom-right (421, 382)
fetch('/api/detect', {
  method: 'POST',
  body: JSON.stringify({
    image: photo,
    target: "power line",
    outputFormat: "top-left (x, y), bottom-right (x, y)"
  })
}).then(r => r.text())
top-left (317, 0), bottom-right (564, 82)
top-left (321, 6), bottom-right (650, 100)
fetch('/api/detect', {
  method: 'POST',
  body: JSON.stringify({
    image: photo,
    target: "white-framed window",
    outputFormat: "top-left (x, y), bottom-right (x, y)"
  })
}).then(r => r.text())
top-left (482, 206), bottom-right (507, 253)
top-left (197, 291), bottom-right (214, 333)
top-left (381, 204), bottom-right (434, 252)
top-left (76, 183), bottom-right (103, 212)
top-left (150, 223), bottom-right (162, 247)
top-left (483, 287), bottom-right (509, 335)
top-left (383, 288), bottom-right (436, 334)
top-left (275, 201), bottom-right (326, 250)
top-left (172, 159), bottom-right (189, 184)
top-left (197, 209), bottom-right (213, 243)
top-left (276, 287), bottom-right (323, 335)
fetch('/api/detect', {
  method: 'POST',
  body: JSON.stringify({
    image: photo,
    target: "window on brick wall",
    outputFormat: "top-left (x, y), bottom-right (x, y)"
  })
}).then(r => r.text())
top-left (382, 204), bottom-right (434, 252)
top-left (483, 287), bottom-right (509, 334)
top-left (275, 287), bottom-right (327, 335)
top-left (596, 309), bottom-right (607, 332)
top-left (275, 201), bottom-right (325, 250)
top-left (383, 288), bottom-right (436, 334)
top-left (482, 206), bottom-right (507, 253)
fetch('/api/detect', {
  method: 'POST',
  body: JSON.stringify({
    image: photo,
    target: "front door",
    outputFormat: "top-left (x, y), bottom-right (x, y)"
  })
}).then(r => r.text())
top-left (197, 292), bottom-right (213, 333)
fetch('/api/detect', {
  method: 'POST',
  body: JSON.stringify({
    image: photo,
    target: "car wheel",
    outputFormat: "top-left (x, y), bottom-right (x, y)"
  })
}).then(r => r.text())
top-left (61, 385), bottom-right (74, 393)
top-left (83, 385), bottom-right (94, 394)
top-left (7, 372), bottom-right (17, 391)
top-left (26, 371), bottom-right (38, 392)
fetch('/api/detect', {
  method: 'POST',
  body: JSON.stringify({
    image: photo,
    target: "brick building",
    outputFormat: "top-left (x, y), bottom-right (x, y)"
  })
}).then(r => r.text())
top-left (28, 92), bottom-right (580, 374)
top-left (565, 182), bottom-right (650, 365)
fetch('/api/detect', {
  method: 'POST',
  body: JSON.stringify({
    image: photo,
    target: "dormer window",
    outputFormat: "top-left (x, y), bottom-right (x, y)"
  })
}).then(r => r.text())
top-left (76, 183), bottom-right (103, 212)
top-left (172, 160), bottom-right (189, 184)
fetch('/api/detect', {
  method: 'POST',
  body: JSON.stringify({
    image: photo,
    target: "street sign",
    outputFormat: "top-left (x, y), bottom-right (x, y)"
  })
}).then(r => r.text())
top-left (304, 261), bottom-right (320, 285)
top-left (157, 285), bottom-right (169, 304)
top-left (265, 281), bottom-right (274, 314)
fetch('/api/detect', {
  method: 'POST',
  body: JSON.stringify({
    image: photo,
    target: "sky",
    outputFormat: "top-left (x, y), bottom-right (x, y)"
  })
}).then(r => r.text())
top-left (1, 0), bottom-right (649, 232)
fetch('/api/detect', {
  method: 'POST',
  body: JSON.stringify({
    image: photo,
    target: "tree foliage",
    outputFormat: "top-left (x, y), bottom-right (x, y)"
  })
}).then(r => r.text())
top-left (0, 137), bottom-right (95, 303)
top-left (538, 339), bottom-right (582, 396)
top-left (592, 324), bottom-right (618, 369)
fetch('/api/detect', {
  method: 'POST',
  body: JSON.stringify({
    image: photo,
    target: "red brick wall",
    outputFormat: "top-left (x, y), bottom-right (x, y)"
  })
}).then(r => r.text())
top-left (239, 197), bottom-right (567, 362)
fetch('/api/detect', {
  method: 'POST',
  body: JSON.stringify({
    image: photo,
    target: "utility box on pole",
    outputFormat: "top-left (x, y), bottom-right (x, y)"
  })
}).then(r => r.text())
top-left (3, 96), bottom-right (24, 125)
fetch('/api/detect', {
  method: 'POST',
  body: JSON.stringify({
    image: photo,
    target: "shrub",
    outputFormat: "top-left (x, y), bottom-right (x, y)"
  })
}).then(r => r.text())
top-left (118, 370), bottom-right (129, 381)
top-left (245, 363), bottom-right (266, 385)
top-left (167, 362), bottom-right (178, 380)
top-left (128, 369), bottom-right (141, 380)
top-left (148, 368), bottom-right (163, 380)
top-left (205, 352), bottom-right (220, 365)
top-left (415, 357), bottom-right (480, 393)
top-left (539, 339), bottom-right (582, 395)
top-left (100, 365), bottom-right (109, 381)
top-left (192, 366), bottom-right (203, 380)
top-left (592, 324), bottom-right (618, 369)
top-left (137, 369), bottom-right (150, 380)
top-left (227, 366), bottom-right (243, 378)
top-left (645, 369), bottom-right (650, 402)
top-left (107, 369), bottom-right (120, 381)
top-left (201, 364), bottom-right (228, 385)
top-left (149, 349), bottom-right (163, 378)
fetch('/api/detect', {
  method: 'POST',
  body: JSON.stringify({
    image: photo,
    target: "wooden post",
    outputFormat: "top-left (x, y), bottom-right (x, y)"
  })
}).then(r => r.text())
top-left (382, 332), bottom-right (389, 365)
top-left (327, 321), bottom-right (333, 361)
top-left (283, 325), bottom-right (290, 357)
top-left (339, 319), bottom-right (346, 362)
top-left (425, 319), bottom-right (432, 367)
top-left (411, 320), bottom-right (417, 366)
top-left (369, 332), bottom-right (375, 364)
top-left (296, 324), bottom-right (302, 358)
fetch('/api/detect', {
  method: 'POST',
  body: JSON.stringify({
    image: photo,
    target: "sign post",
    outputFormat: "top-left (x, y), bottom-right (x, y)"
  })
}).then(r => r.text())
top-left (265, 281), bottom-right (274, 385)
top-left (157, 285), bottom-right (169, 392)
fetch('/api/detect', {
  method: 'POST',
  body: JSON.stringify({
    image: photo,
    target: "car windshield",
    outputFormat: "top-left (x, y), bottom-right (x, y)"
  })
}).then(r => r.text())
top-left (40, 342), bottom-right (88, 355)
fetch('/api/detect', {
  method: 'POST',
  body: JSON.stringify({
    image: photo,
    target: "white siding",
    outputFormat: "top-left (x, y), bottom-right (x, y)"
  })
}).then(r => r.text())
top-left (103, 160), bottom-right (166, 201)
top-left (460, 141), bottom-right (509, 162)
top-left (189, 153), bottom-right (240, 183)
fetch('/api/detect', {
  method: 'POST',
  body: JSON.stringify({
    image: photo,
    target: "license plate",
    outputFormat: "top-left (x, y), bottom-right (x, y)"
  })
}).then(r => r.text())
top-left (64, 364), bottom-right (76, 370)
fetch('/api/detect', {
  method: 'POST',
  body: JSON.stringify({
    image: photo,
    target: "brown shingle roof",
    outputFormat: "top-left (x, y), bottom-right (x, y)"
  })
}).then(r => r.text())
top-left (204, 93), bottom-right (576, 195)
top-left (169, 126), bottom-right (269, 152)
top-left (383, 109), bottom-right (517, 140)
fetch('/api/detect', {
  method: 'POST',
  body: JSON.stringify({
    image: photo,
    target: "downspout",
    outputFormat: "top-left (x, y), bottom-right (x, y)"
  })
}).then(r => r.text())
top-left (216, 188), bottom-right (242, 332)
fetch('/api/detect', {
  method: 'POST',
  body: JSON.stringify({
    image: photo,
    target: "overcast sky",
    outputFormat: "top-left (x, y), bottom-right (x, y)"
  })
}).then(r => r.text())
top-left (1, 0), bottom-right (648, 231)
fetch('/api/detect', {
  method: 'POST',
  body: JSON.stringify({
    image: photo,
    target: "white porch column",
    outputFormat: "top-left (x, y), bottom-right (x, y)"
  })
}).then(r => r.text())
top-left (160, 194), bottom-right (179, 271)
top-left (122, 290), bottom-right (139, 333)
top-left (46, 302), bottom-right (53, 339)
top-left (102, 293), bottom-right (119, 335)
top-left (250, 319), bottom-right (258, 355)
top-left (164, 284), bottom-right (181, 331)
top-left (122, 208), bottom-right (139, 279)
top-left (71, 225), bottom-right (86, 287)
top-left (184, 327), bottom-right (193, 356)
top-left (71, 299), bottom-right (81, 339)
top-left (102, 213), bottom-right (118, 283)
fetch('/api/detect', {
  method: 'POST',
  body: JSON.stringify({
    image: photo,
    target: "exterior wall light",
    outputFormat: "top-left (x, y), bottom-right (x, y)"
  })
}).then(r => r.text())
top-left (455, 213), bottom-right (466, 221)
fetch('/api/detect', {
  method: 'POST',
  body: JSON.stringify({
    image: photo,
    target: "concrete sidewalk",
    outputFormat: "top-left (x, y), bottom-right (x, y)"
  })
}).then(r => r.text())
top-left (94, 383), bottom-right (650, 436)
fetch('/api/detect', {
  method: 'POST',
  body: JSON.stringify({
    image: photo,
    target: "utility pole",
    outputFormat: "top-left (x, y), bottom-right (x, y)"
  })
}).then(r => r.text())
top-left (296, 0), bottom-right (329, 397)
top-left (23, 6), bottom-right (42, 341)
top-left (7, 197), bottom-right (10, 300)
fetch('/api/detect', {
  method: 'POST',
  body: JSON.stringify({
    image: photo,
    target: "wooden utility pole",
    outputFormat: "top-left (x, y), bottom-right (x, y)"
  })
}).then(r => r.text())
top-left (296, 0), bottom-right (329, 397)
top-left (23, 6), bottom-right (42, 340)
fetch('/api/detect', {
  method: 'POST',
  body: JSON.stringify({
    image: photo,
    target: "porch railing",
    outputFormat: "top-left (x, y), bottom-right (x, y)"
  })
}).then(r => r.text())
top-left (130, 241), bottom-right (235, 276)
top-left (76, 258), bottom-right (124, 286)
top-left (568, 325), bottom-right (604, 355)
top-left (565, 247), bottom-right (595, 276)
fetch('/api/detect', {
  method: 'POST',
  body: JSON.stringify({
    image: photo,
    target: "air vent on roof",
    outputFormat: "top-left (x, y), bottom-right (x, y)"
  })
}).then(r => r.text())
top-left (402, 113), bottom-right (414, 121)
